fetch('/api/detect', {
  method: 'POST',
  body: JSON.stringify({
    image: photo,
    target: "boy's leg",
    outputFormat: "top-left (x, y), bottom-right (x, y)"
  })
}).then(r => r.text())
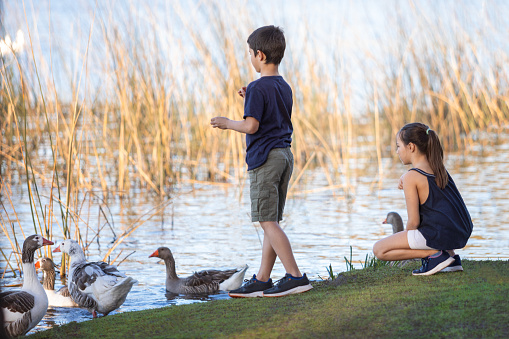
top-left (256, 231), bottom-right (277, 282)
top-left (258, 221), bottom-right (301, 279)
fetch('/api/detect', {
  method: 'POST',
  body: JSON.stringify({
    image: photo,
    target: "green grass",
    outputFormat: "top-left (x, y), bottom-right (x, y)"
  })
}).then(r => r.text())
top-left (31, 260), bottom-right (508, 338)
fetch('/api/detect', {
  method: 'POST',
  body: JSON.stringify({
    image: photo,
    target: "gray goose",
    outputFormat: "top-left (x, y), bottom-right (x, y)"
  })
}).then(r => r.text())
top-left (35, 257), bottom-right (78, 307)
top-left (149, 247), bottom-right (248, 295)
top-left (383, 212), bottom-right (417, 267)
top-left (383, 212), bottom-right (404, 233)
top-left (0, 235), bottom-right (54, 337)
top-left (53, 239), bottom-right (137, 318)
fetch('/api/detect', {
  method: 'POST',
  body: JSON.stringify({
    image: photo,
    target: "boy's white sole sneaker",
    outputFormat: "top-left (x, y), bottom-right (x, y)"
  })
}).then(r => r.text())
top-left (228, 291), bottom-right (264, 298)
top-left (263, 284), bottom-right (313, 297)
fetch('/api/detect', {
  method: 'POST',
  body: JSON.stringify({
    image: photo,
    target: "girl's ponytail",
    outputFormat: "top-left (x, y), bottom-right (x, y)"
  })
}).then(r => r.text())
top-left (399, 123), bottom-right (448, 189)
top-left (426, 130), bottom-right (448, 189)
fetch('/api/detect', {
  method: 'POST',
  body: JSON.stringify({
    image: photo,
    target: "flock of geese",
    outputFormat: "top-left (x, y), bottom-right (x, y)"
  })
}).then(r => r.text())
top-left (0, 212), bottom-right (403, 337)
top-left (0, 237), bottom-right (248, 337)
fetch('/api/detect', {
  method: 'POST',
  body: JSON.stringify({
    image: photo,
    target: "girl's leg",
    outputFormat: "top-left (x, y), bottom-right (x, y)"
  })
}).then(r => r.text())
top-left (373, 231), bottom-right (437, 261)
top-left (257, 221), bottom-right (301, 279)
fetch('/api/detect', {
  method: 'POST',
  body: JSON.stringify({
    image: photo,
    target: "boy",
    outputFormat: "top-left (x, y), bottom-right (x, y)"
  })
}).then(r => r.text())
top-left (210, 25), bottom-right (312, 297)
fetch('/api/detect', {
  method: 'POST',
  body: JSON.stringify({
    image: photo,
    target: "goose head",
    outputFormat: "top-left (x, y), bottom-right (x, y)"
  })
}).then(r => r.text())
top-left (22, 234), bottom-right (54, 263)
top-left (35, 257), bottom-right (56, 272)
top-left (149, 247), bottom-right (174, 261)
top-left (383, 212), bottom-right (404, 234)
top-left (53, 239), bottom-right (81, 256)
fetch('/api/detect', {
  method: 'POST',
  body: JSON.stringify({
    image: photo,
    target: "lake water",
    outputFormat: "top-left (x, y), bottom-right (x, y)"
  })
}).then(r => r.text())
top-left (1, 132), bottom-right (508, 335)
top-left (1, 0), bottom-right (509, 335)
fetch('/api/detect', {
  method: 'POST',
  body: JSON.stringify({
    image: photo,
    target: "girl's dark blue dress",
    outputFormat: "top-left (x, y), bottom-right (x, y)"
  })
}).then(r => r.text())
top-left (410, 168), bottom-right (473, 250)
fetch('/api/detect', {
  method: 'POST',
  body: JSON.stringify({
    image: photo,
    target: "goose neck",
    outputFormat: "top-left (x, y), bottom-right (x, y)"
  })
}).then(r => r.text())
top-left (164, 257), bottom-right (179, 280)
top-left (43, 269), bottom-right (56, 291)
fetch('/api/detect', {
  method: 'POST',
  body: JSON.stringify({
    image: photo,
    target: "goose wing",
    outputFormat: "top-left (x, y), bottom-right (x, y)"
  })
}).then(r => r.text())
top-left (56, 285), bottom-right (72, 298)
top-left (0, 291), bottom-right (35, 337)
top-left (0, 290), bottom-right (34, 314)
top-left (188, 269), bottom-right (239, 285)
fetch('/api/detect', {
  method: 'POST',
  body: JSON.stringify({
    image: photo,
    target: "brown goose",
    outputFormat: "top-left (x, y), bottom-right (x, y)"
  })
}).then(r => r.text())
top-left (149, 247), bottom-right (248, 295)
top-left (383, 211), bottom-right (404, 233)
top-left (0, 235), bottom-right (54, 337)
top-left (35, 257), bottom-right (78, 307)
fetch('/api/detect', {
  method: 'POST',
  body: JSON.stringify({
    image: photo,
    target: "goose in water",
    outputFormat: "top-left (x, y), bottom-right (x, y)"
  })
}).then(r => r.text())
top-left (35, 257), bottom-right (78, 307)
top-left (149, 247), bottom-right (248, 295)
top-left (53, 239), bottom-right (137, 318)
top-left (0, 235), bottom-right (54, 337)
top-left (383, 211), bottom-right (404, 234)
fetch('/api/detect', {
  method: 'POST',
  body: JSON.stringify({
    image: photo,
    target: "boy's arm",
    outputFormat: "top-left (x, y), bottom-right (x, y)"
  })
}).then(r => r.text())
top-left (210, 116), bottom-right (259, 134)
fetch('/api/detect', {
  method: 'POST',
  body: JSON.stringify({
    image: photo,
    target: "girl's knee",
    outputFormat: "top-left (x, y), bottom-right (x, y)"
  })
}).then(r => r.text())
top-left (372, 241), bottom-right (384, 259)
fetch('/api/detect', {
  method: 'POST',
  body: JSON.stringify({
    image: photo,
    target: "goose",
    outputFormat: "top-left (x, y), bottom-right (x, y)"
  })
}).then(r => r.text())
top-left (383, 212), bottom-right (419, 267)
top-left (383, 211), bottom-right (404, 234)
top-left (35, 257), bottom-right (78, 307)
top-left (53, 239), bottom-right (137, 318)
top-left (0, 234), bottom-right (54, 337)
top-left (149, 247), bottom-right (248, 295)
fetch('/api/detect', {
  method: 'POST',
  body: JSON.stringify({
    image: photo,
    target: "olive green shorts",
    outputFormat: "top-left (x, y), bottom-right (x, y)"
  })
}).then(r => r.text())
top-left (249, 147), bottom-right (293, 222)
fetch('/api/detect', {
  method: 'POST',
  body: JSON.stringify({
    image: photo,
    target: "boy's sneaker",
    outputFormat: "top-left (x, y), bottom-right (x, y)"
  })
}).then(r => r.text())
top-left (263, 273), bottom-right (313, 297)
top-left (412, 250), bottom-right (455, 276)
top-left (441, 255), bottom-right (463, 272)
top-left (228, 275), bottom-right (273, 298)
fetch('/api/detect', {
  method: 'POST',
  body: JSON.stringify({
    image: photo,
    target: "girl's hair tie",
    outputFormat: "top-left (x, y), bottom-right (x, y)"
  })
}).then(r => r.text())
top-left (426, 127), bottom-right (431, 135)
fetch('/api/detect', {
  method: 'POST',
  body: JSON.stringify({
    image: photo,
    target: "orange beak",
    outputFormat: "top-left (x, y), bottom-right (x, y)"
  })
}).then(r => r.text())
top-left (53, 245), bottom-right (61, 253)
top-left (35, 261), bottom-right (41, 269)
top-left (149, 249), bottom-right (159, 258)
top-left (42, 238), bottom-right (54, 246)
top-left (382, 219), bottom-right (387, 224)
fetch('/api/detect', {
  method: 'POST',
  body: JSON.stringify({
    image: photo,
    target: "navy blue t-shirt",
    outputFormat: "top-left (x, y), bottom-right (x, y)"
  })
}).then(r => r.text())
top-left (411, 168), bottom-right (473, 250)
top-left (243, 76), bottom-right (293, 170)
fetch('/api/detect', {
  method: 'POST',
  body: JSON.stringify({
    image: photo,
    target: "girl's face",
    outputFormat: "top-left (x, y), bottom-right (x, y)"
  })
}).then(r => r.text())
top-left (396, 134), bottom-right (412, 165)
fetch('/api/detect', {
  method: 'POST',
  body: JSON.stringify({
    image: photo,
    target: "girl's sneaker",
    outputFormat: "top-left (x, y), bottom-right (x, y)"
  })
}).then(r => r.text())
top-left (263, 273), bottom-right (313, 297)
top-left (412, 250), bottom-right (455, 276)
top-left (441, 255), bottom-right (463, 272)
top-left (228, 275), bottom-right (273, 298)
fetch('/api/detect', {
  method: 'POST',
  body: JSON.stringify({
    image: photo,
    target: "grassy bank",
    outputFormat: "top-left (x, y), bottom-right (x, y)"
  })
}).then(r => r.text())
top-left (31, 260), bottom-right (509, 338)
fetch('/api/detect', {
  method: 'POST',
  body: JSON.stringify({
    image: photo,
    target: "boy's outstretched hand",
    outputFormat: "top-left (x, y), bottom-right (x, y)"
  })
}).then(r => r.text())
top-left (211, 117), bottom-right (230, 130)
top-left (238, 86), bottom-right (247, 98)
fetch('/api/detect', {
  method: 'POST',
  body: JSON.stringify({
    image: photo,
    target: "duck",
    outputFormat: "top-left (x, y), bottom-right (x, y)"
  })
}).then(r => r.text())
top-left (53, 239), bottom-right (137, 318)
top-left (149, 247), bottom-right (248, 295)
top-left (0, 234), bottom-right (54, 337)
top-left (35, 257), bottom-right (78, 307)
top-left (383, 211), bottom-right (404, 234)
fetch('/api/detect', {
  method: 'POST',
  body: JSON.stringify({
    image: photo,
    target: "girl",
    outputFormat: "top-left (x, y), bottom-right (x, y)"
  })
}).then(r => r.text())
top-left (373, 122), bottom-right (473, 275)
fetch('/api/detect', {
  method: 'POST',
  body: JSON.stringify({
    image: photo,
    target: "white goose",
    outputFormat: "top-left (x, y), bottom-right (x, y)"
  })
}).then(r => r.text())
top-left (149, 246), bottom-right (248, 295)
top-left (35, 257), bottom-right (78, 307)
top-left (53, 239), bottom-right (137, 318)
top-left (0, 234), bottom-right (54, 337)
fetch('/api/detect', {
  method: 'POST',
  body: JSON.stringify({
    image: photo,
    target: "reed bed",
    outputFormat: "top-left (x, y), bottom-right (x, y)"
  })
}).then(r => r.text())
top-left (1, 1), bottom-right (509, 277)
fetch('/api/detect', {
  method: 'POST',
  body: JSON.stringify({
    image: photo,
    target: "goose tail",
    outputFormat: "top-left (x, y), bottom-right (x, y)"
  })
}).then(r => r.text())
top-left (219, 265), bottom-right (248, 291)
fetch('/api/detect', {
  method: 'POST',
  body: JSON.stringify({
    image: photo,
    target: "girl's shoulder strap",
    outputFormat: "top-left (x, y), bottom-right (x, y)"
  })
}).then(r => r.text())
top-left (409, 168), bottom-right (435, 177)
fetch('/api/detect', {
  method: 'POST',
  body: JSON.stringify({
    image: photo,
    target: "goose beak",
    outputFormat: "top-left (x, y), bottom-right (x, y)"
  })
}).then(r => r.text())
top-left (42, 238), bottom-right (54, 246)
top-left (149, 250), bottom-right (159, 258)
top-left (382, 219), bottom-right (387, 224)
top-left (34, 261), bottom-right (41, 269)
top-left (53, 245), bottom-right (61, 253)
